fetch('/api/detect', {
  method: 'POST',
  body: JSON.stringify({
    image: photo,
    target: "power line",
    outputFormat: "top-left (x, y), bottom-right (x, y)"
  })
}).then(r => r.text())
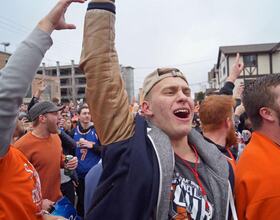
top-left (0, 16), bottom-right (82, 50)
top-left (132, 58), bottom-right (215, 70)
top-left (0, 23), bottom-right (27, 35)
top-left (0, 15), bottom-right (33, 32)
top-left (0, 17), bottom-right (30, 33)
top-left (0, 15), bottom-right (215, 81)
top-left (0, 17), bottom-right (82, 64)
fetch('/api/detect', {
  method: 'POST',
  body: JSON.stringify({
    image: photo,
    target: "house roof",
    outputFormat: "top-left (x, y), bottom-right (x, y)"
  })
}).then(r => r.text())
top-left (217, 42), bottom-right (280, 68)
top-left (220, 43), bottom-right (279, 54)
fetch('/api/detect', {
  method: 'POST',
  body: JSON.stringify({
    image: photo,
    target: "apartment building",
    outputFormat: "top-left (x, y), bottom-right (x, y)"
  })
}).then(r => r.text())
top-left (0, 51), bottom-right (59, 103)
top-left (38, 61), bottom-right (135, 103)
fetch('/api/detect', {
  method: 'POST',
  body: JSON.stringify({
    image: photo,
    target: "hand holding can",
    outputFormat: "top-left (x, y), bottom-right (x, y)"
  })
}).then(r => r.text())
top-left (64, 155), bottom-right (74, 176)
top-left (79, 138), bottom-right (94, 149)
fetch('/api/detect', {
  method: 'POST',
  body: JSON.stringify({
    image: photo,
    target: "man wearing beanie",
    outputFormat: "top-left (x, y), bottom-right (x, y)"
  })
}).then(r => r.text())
top-left (80, 1), bottom-right (234, 219)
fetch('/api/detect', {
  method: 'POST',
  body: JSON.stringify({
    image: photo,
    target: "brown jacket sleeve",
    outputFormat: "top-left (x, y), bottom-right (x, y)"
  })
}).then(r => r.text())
top-left (80, 1), bottom-right (135, 145)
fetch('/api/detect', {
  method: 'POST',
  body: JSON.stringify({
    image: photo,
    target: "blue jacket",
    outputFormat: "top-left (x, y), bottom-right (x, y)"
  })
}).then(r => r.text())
top-left (86, 115), bottom-right (160, 219)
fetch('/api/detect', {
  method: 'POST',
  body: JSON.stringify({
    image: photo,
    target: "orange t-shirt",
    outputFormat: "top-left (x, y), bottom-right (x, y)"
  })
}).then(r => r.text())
top-left (235, 132), bottom-right (280, 220)
top-left (14, 132), bottom-right (63, 202)
top-left (0, 147), bottom-right (43, 220)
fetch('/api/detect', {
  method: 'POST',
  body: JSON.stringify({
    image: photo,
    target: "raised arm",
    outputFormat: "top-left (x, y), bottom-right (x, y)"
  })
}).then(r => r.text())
top-left (28, 79), bottom-right (47, 111)
top-left (220, 53), bottom-right (244, 95)
top-left (80, 0), bottom-right (134, 145)
top-left (0, 0), bottom-right (85, 157)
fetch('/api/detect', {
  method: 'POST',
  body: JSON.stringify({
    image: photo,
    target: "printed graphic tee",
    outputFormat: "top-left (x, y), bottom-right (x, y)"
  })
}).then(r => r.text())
top-left (169, 155), bottom-right (214, 220)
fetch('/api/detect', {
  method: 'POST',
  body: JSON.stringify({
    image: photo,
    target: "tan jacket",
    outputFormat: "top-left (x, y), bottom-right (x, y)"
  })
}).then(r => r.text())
top-left (80, 0), bottom-right (134, 145)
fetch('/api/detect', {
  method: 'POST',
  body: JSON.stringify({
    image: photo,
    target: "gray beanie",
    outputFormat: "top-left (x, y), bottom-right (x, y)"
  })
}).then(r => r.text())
top-left (28, 101), bottom-right (64, 121)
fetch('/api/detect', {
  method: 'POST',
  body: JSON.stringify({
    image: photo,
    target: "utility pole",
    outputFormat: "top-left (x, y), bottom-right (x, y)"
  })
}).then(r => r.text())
top-left (0, 42), bottom-right (10, 52)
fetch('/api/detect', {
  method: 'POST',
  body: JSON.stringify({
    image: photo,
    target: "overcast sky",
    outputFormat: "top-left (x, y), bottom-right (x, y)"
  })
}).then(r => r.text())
top-left (1, 0), bottom-right (280, 94)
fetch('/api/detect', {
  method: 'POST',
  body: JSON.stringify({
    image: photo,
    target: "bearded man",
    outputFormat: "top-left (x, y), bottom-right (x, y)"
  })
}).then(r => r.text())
top-left (199, 95), bottom-right (238, 165)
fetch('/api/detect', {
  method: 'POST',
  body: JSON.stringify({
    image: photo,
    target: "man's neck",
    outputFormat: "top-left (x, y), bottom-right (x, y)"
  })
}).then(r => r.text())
top-left (258, 125), bottom-right (280, 146)
top-left (171, 136), bottom-right (197, 163)
top-left (203, 130), bottom-right (227, 147)
top-left (32, 126), bottom-right (50, 138)
top-left (80, 122), bottom-right (90, 130)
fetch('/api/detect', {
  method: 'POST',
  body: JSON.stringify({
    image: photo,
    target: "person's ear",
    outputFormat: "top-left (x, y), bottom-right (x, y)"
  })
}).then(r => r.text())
top-left (225, 117), bottom-right (231, 129)
top-left (141, 100), bottom-right (153, 117)
top-left (259, 107), bottom-right (275, 122)
top-left (38, 114), bottom-right (47, 123)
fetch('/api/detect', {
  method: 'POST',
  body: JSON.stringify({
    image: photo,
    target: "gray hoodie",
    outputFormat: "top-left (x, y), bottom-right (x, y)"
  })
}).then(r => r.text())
top-left (0, 28), bottom-right (52, 157)
top-left (148, 124), bottom-right (230, 220)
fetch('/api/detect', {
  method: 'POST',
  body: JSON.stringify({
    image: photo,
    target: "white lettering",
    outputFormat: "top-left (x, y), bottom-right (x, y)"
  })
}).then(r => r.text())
top-left (24, 163), bottom-right (34, 179)
top-left (190, 198), bottom-right (199, 219)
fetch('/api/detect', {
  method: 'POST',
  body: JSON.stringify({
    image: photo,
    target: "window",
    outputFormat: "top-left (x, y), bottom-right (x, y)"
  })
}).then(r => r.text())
top-left (223, 66), bottom-right (226, 76)
top-left (45, 70), bottom-right (52, 76)
top-left (77, 87), bottom-right (85, 95)
top-left (75, 67), bottom-right (83, 76)
top-left (61, 88), bottom-right (71, 96)
top-left (60, 78), bottom-right (71, 86)
top-left (76, 78), bottom-right (86, 85)
top-left (243, 55), bottom-right (257, 67)
top-left (51, 69), bottom-right (57, 76)
top-left (60, 69), bottom-right (71, 76)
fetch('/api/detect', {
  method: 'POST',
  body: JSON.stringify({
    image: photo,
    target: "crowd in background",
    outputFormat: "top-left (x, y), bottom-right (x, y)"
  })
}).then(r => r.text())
top-left (1, 1), bottom-right (280, 220)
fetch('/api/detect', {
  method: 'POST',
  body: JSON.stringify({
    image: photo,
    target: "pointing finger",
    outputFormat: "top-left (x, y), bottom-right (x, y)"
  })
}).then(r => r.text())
top-left (235, 53), bottom-right (240, 63)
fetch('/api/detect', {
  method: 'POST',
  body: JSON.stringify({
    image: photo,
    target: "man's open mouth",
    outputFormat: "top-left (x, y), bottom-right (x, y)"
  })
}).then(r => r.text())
top-left (173, 108), bottom-right (190, 119)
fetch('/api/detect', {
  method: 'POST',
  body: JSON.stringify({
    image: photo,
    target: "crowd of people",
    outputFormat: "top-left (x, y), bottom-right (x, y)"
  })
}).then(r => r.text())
top-left (1, 0), bottom-right (280, 220)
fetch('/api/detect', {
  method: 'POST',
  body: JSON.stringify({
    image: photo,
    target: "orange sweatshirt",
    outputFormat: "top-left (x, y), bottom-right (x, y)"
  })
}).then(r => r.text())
top-left (0, 147), bottom-right (43, 220)
top-left (235, 131), bottom-right (280, 220)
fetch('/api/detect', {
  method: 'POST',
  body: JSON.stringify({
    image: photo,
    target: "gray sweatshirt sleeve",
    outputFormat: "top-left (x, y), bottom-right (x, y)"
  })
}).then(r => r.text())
top-left (0, 27), bottom-right (53, 157)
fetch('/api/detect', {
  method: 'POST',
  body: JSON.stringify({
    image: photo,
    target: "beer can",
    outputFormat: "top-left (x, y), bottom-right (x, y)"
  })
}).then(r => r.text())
top-left (64, 155), bottom-right (74, 176)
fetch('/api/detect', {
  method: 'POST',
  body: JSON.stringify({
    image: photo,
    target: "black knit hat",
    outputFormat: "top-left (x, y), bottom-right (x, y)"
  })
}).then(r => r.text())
top-left (28, 101), bottom-right (64, 121)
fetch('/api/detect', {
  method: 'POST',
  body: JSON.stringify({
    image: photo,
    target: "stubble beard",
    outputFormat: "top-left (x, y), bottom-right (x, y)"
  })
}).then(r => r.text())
top-left (226, 126), bottom-right (238, 148)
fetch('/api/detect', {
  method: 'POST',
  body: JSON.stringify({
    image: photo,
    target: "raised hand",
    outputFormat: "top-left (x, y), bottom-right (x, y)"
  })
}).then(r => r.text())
top-left (227, 53), bottom-right (244, 83)
top-left (38, 0), bottom-right (86, 34)
top-left (34, 78), bottom-right (48, 98)
top-left (38, 79), bottom-right (48, 93)
top-left (235, 103), bottom-right (245, 117)
top-left (78, 138), bottom-right (95, 149)
top-left (235, 82), bottom-right (244, 99)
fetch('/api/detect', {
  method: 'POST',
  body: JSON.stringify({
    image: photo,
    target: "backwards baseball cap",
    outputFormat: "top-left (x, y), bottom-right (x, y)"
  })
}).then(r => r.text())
top-left (28, 101), bottom-right (64, 121)
top-left (142, 67), bottom-right (188, 99)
